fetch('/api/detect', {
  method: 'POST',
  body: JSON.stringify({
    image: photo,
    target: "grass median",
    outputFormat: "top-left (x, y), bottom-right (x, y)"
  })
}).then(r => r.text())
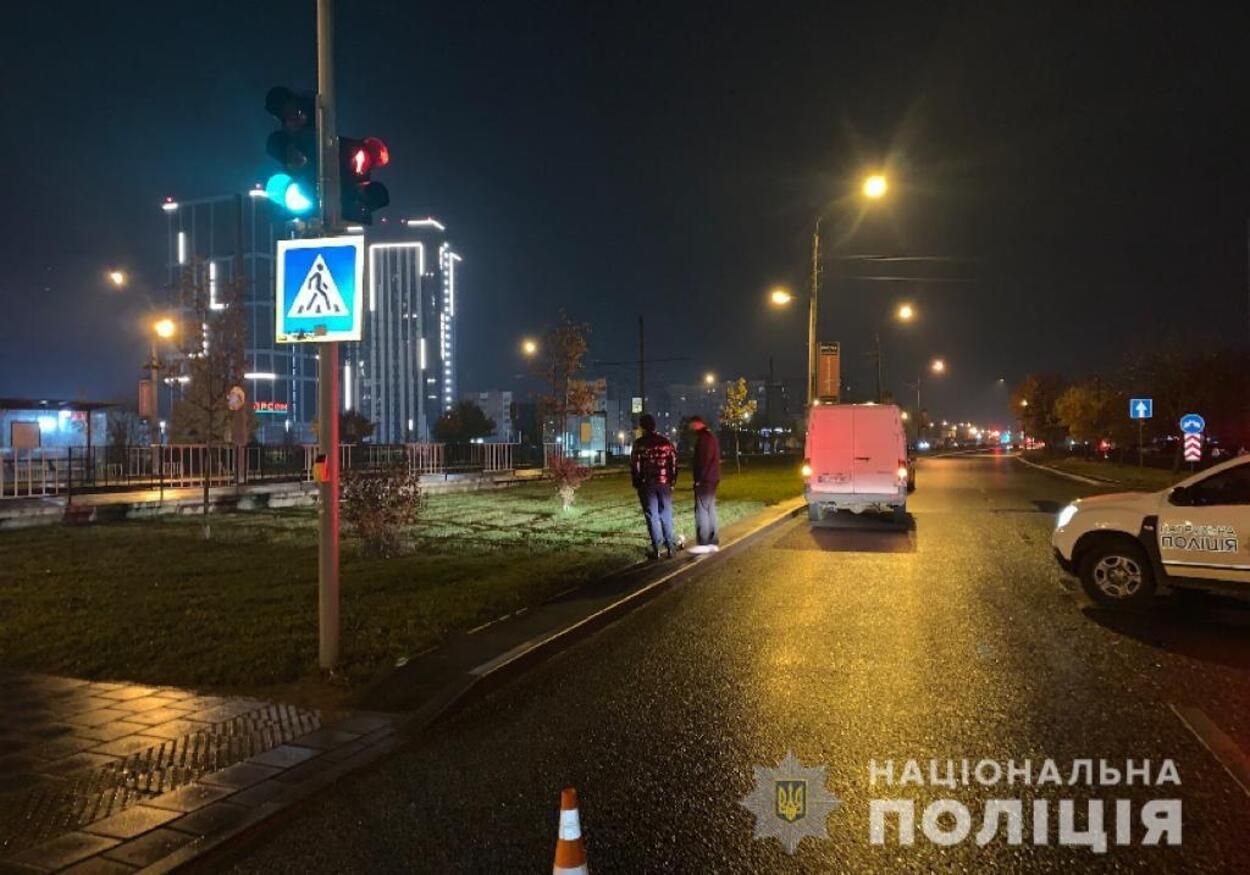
top-left (0, 457), bottom-right (801, 700)
top-left (1024, 453), bottom-right (1188, 491)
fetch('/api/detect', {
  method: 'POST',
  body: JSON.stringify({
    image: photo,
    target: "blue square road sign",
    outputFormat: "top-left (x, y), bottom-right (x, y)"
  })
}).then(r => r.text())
top-left (1129, 398), bottom-right (1152, 420)
top-left (275, 236), bottom-right (364, 343)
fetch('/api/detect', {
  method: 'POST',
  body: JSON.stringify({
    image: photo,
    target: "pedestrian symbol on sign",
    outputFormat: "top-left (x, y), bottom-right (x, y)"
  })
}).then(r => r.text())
top-left (288, 255), bottom-right (349, 317)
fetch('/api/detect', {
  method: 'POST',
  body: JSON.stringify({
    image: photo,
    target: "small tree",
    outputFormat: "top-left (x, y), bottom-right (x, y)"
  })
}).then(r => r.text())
top-left (532, 312), bottom-right (596, 447)
top-left (548, 451), bottom-right (591, 511)
top-left (432, 401), bottom-right (497, 443)
top-left (340, 468), bottom-right (424, 558)
top-left (106, 410), bottom-right (146, 449)
top-left (719, 377), bottom-right (758, 473)
top-left (167, 259), bottom-right (252, 538)
top-left (340, 410), bottom-right (376, 444)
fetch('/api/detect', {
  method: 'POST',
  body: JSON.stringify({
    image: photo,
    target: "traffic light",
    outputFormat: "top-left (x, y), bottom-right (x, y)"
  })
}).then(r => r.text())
top-left (264, 86), bottom-right (318, 217)
top-left (339, 136), bottom-right (390, 224)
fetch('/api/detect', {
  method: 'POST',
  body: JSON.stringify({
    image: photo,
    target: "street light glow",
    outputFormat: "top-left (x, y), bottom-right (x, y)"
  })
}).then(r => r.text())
top-left (863, 174), bottom-right (889, 199)
top-left (896, 302), bottom-right (914, 321)
top-left (153, 318), bottom-right (176, 339)
top-left (108, 270), bottom-right (126, 288)
top-left (930, 358), bottom-right (946, 374)
top-left (521, 338), bottom-right (538, 357)
top-left (770, 288), bottom-right (793, 306)
top-left (704, 372), bottom-right (716, 386)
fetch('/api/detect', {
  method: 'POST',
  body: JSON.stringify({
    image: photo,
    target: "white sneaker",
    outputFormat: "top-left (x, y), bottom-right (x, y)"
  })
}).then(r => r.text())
top-left (705, 544), bottom-right (720, 553)
top-left (688, 545), bottom-right (712, 555)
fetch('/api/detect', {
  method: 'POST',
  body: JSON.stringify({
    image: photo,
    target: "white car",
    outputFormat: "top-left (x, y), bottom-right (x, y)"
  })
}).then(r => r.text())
top-left (1052, 455), bottom-right (1250, 608)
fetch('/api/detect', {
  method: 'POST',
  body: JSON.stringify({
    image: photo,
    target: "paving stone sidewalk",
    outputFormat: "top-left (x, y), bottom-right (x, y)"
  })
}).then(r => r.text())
top-left (0, 672), bottom-right (402, 873)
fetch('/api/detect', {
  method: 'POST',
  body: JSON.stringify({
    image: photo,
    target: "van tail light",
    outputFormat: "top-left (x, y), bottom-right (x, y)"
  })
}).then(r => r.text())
top-left (801, 459), bottom-right (812, 479)
top-left (897, 461), bottom-right (909, 482)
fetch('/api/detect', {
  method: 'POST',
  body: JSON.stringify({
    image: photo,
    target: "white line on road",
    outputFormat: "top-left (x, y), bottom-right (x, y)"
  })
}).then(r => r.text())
top-left (1014, 454), bottom-right (1110, 486)
top-left (1170, 703), bottom-right (1250, 798)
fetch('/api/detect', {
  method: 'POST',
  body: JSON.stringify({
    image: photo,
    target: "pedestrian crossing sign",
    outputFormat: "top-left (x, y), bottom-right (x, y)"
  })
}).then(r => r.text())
top-left (275, 236), bottom-right (364, 343)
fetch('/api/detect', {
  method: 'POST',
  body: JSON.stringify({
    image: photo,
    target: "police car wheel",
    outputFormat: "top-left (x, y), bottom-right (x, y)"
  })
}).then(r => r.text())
top-left (1078, 541), bottom-right (1156, 609)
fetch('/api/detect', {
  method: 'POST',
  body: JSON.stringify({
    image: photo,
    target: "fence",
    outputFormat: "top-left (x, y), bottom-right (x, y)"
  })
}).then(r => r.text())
top-left (1, 441), bottom-right (532, 501)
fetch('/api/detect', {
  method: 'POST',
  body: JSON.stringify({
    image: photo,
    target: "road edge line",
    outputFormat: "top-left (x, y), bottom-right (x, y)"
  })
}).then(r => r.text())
top-left (1169, 703), bottom-right (1250, 798)
top-left (1014, 454), bottom-right (1112, 486)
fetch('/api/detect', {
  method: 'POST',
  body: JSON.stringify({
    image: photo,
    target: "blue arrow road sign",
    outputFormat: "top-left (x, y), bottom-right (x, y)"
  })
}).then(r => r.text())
top-left (1129, 398), bottom-right (1152, 420)
top-left (1179, 413), bottom-right (1205, 435)
top-left (275, 236), bottom-right (364, 343)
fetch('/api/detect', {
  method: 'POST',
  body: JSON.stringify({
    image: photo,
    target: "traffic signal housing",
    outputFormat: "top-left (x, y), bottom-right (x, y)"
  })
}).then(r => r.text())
top-left (264, 86), bottom-right (318, 217)
top-left (340, 136), bottom-right (390, 225)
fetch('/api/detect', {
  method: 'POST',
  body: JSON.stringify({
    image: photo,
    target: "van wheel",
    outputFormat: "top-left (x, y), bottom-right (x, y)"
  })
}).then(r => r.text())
top-left (808, 504), bottom-right (823, 522)
top-left (890, 507), bottom-right (908, 524)
top-left (1078, 540), bottom-right (1156, 609)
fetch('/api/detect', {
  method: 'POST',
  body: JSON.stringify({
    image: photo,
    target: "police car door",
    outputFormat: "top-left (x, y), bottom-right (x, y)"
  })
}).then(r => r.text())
top-left (1157, 459), bottom-right (1250, 583)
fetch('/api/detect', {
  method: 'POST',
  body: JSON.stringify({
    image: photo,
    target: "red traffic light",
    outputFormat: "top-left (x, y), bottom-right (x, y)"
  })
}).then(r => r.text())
top-left (344, 137), bottom-right (389, 178)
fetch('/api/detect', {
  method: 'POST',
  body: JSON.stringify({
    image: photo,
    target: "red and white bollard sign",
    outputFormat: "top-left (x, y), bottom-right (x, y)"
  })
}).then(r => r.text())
top-left (1184, 432), bottom-right (1202, 463)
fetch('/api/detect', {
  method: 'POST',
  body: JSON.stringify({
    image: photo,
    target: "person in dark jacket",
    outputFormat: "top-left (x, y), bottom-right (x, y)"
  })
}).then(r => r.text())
top-left (687, 415), bottom-right (721, 553)
top-left (630, 413), bottom-right (679, 559)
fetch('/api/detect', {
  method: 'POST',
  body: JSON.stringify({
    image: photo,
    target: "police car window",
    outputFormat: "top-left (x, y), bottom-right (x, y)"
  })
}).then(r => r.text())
top-left (1190, 462), bottom-right (1250, 506)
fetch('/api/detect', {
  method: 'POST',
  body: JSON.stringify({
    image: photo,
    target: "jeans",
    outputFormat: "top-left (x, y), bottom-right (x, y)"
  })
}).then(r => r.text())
top-left (638, 484), bottom-right (675, 553)
top-left (694, 481), bottom-right (719, 546)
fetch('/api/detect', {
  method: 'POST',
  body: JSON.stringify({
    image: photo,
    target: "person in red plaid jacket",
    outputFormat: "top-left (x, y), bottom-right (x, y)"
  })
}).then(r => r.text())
top-left (630, 414), bottom-right (679, 559)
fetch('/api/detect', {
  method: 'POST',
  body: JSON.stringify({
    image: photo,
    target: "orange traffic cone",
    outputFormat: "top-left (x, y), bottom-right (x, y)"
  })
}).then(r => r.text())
top-left (553, 786), bottom-right (589, 874)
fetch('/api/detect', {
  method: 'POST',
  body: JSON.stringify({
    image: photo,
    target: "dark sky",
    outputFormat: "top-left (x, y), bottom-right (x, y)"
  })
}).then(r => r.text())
top-left (2, 1), bottom-right (1248, 427)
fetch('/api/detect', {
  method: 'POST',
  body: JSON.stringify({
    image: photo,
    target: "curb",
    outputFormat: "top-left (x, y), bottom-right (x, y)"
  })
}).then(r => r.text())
top-left (1014, 454), bottom-right (1115, 486)
top-left (407, 497), bottom-right (807, 733)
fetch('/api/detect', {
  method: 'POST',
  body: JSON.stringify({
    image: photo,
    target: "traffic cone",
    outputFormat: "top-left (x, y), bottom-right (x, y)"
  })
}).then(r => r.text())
top-left (553, 786), bottom-right (589, 874)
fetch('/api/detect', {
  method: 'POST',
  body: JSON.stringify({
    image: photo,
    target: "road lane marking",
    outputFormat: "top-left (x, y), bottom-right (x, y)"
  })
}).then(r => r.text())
top-left (1014, 454), bottom-right (1108, 485)
top-left (1170, 703), bottom-right (1250, 798)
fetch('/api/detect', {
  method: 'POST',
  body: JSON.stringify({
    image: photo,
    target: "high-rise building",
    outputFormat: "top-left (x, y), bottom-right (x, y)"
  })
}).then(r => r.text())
top-left (462, 390), bottom-right (515, 442)
top-left (160, 191), bottom-right (316, 443)
top-left (344, 218), bottom-right (461, 442)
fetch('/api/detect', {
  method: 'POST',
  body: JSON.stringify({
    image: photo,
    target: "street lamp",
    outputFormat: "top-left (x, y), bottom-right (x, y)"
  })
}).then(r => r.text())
top-left (909, 357), bottom-right (947, 441)
top-left (148, 318), bottom-right (177, 443)
top-left (931, 358), bottom-right (946, 375)
top-left (804, 172), bottom-right (891, 405)
top-left (769, 287), bottom-right (793, 306)
top-left (108, 270), bottom-right (127, 288)
top-left (521, 338), bottom-right (538, 357)
top-left (704, 372), bottom-right (716, 386)
top-left (874, 302), bottom-right (916, 403)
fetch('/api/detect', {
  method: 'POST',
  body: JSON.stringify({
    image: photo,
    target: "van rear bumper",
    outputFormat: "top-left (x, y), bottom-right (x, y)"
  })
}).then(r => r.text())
top-left (806, 486), bottom-right (906, 512)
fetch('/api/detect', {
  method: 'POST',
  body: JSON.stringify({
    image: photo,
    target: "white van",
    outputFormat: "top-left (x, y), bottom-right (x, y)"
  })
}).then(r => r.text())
top-left (802, 403), bottom-right (911, 521)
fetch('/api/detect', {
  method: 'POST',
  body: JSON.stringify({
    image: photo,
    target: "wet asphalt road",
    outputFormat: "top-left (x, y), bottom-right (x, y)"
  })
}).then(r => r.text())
top-left (234, 453), bottom-right (1250, 873)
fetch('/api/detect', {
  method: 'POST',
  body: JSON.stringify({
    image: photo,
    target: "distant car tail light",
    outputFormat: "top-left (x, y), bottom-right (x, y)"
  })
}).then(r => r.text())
top-left (801, 460), bottom-right (812, 479)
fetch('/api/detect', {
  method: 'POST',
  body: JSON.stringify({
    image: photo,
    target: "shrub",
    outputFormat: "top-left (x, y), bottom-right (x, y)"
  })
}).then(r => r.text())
top-left (548, 452), bottom-right (591, 511)
top-left (340, 468), bottom-right (424, 558)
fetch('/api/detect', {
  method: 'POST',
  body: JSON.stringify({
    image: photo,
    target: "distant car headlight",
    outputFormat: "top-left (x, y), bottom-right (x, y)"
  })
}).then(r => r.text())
top-left (1056, 503), bottom-right (1079, 529)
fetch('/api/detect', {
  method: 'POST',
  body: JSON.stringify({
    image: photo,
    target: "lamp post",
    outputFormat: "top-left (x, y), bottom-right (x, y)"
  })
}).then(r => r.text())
top-left (874, 302), bottom-right (915, 403)
top-left (149, 318), bottom-right (176, 445)
top-left (912, 357), bottom-right (945, 439)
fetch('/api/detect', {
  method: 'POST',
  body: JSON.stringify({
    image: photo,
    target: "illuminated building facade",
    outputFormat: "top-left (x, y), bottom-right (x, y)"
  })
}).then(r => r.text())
top-left (343, 218), bottom-right (460, 442)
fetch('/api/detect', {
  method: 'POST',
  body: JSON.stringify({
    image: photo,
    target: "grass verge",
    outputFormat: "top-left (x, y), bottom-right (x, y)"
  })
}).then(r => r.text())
top-left (0, 457), bottom-right (801, 700)
top-left (1024, 453), bottom-right (1188, 491)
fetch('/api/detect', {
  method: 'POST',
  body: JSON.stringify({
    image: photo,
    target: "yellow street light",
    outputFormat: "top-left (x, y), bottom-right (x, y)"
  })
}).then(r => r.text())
top-left (930, 358), bottom-right (946, 375)
top-left (153, 318), bottom-right (176, 339)
top-left (863, 174), bottom-right (889, 200)
top-left (521, 338), bottom-right (538, 357)
top-left (896, 302), bottom-right (915, 322)
top-left (1020, 398), bottom-right (1029, 408)
top-left (769, 287), bottom-right (793, 306)
top-left (108, 270), bottom-right (127, 288)
top-left (704, 372), bottom-right (716, 386)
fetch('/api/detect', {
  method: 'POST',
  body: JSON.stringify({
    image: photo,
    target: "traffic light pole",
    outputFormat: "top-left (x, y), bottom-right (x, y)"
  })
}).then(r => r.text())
top-left (316, 0), bottom-right (341, 670)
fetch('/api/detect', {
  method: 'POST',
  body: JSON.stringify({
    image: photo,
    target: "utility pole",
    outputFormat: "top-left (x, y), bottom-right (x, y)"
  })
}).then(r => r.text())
top-left (808, 217), bottom-right (821, 406)
top-left (316, 0), bottom-right (341, 670)
top-left (638, 315), bottom-right (646, 417)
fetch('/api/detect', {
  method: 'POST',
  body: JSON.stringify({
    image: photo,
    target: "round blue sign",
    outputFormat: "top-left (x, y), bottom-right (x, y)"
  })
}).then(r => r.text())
top-left (1179, 413), bottom-right (1205, 435)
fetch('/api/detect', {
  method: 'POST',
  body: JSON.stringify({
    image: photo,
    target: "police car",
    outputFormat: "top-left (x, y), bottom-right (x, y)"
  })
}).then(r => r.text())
top-left (1052, 455), bottom-right (1250, 608)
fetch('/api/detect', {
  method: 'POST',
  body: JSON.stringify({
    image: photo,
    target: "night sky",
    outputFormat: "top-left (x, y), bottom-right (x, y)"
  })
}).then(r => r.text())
top-left (2, 2), bottom-right (1249, 426)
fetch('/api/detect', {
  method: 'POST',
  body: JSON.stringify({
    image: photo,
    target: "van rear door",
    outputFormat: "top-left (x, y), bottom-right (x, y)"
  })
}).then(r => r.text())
top-left (852, 407), bottom-right (903, 495)
top-left (808, 407), bottom-right (854, 493)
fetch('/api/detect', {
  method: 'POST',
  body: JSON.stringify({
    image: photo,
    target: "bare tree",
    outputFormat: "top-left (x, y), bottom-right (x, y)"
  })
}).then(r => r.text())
top-left (532, 312), bottom-right (596, 449)
top-left (167, 258), bottom-right (252, 537)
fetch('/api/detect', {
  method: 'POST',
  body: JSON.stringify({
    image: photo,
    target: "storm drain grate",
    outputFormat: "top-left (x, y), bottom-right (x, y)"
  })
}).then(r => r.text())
top-left (0, 703), bottom-right (320, 857)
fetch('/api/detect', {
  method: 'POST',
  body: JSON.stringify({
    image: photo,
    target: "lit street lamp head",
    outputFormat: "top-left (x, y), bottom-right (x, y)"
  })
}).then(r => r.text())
top-left (896, 302), bottom-right (915, 322)
top-left (521, 338), bottom-right (538, 357)
top-left (153, 318), bottom-right (176, 339)
top-left (704, 372), bottom-right (716, 386)
top-left (769, 288), bottom-right (793, 306)
top-left (862, 174), bottom-right (889, 200)
top-left (930, 358), bottom-right (946, 374)
top-left (108, 270), bottom-right (127, 288)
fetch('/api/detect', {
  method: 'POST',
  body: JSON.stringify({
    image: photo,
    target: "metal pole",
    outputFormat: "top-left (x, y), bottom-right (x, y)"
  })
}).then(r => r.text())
top-left (316, 0), bottom-right (341, 670)
top-left (808, 217), bottom-right (821, 406)
top-left (150, 337), bottom-right (159, 446)
top-left (874, 328), bottom-right (882, 403)
top-left (1139, 420), bottom-right (1144, 468)
top-left (638, 315), bottom-right (645, 417)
